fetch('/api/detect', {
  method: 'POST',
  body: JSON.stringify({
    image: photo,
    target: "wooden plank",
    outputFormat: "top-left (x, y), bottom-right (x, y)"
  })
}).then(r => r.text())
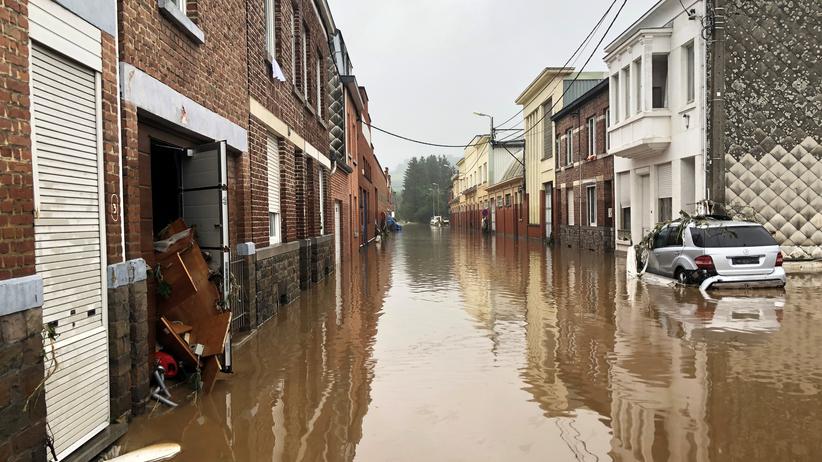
top-left (200, 356), bottom-right (221, 394)
top-left (195, 311), bottom-right (232, 357)
top-left (158, 317), bottom-right (199, 367)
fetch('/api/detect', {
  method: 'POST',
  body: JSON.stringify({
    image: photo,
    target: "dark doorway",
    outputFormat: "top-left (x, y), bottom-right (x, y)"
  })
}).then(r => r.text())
top-left (150, 140), bottom-right (184, 235)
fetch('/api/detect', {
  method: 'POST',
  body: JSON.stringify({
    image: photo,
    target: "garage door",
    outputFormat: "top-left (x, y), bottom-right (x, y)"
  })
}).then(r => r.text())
top-left (31, 43), bottom-right (110, 460)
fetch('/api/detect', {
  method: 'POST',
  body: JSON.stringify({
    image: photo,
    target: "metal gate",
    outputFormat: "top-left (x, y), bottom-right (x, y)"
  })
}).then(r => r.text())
top-left (228, 253), bottom-right (249, 333)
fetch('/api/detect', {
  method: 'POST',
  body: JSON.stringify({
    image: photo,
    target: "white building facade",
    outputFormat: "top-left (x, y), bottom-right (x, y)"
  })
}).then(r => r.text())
top-left (606, 0), bottom-right (707, 252)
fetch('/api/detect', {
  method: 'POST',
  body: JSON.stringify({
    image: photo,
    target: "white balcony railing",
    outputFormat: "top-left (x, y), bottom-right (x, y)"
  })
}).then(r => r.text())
top-left (607, 109), bottom-right (671, 159)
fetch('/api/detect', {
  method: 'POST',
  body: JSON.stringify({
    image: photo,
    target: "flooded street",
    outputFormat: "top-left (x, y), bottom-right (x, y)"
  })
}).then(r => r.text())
top-left (122, 224), bottom-right (822, 461)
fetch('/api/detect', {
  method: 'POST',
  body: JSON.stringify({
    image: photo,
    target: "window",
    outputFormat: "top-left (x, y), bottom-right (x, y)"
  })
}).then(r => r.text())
top-left (505, 193), bottom-right (511, 207)
top-left (587, 116), bottom-right (596, 157)
top-left (555, 136), bottom-right (561, 165)
top-left (565, 128), bottom-right (573, 166)
top-left (567, 188), bottom-right (575, 226)
top-left (652, 54), bottom-right (669, 108)
top-left (170, 0), bottom-right (186, 14)
top-left (483, 163), bottom-right (488, 183)
top-left (621, 67), bottom-right (630, 120)
top-left (302, 23), bottom-right (308, 99)
top-left (633, 58), bottom-right (642, 114)
top-left (657, 162), bottom-right (672, 222)
top-left (586, 185), bottom-right (597, 226)
top-left (690, 226), bottom-right (777, 248)
top-left (612, 74), bottom-right (620, 123)
top-left (265, 0), bottom-right (276, 59)
top-left (685, 42), bottom-right (695, 103)
top-left (542, 100), bottom-right (553, 160)
top-left (290, 6), bottom-right (298, 84)
top-left (617, 172), bottom-right (630, 240)
top-left (315, 49), bottom-right (322, 115)
top-left (319, 169), bottom-right (325, 234)
top-left (605, 108), bottom-right (610, 151)
top-left (267, 135), bottom-right (281, 244)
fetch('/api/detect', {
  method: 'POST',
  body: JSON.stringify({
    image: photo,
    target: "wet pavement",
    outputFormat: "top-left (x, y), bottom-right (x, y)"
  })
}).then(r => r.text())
top-left (121, 224), bottom-right (822, 461)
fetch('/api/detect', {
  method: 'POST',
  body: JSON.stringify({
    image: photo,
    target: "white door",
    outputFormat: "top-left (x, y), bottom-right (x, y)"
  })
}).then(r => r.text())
top-left (334, 201), bottom-right (341, 263)
top-left (641, 174), bottom-right (651, 236)
top-left (180, 141), bottom-right (231, 369)
top-left (31, 43), bottom-right (110, 460)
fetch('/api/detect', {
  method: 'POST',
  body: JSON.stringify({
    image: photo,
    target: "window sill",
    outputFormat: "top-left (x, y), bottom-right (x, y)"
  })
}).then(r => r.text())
top-left (157, 0), bottom-right (205, 44)
top-left (678, 101), bottom-right (697, 115)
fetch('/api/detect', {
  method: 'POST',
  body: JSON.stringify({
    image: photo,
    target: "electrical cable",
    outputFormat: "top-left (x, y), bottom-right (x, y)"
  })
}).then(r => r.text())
top-left (496, 0), bottom-right (628, 144)
top-left (494, 0), bottom-right (620, 130)
top-left (361, 0), bottom-right (622, 148)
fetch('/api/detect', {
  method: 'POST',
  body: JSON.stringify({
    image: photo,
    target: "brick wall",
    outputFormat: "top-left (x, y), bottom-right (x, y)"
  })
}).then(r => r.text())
top-left (118, 0), bottom-right (248, 129)
top-left (101, 33), bottom-right (124, 262)
top-left (0, 0), bottom-right (35, 281)
top-left (246, 0), bottom-right (332, 250)
top-left (330, 169), bottom-right (350, 259)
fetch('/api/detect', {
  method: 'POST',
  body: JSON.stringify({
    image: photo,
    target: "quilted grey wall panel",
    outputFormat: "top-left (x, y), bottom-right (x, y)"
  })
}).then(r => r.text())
top-left (720, 0), bottom-right (822, 260)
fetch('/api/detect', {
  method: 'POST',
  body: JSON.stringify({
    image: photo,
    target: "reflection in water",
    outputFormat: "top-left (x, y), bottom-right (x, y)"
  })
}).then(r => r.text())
top-left (122, 225), bottom-right (822, 461)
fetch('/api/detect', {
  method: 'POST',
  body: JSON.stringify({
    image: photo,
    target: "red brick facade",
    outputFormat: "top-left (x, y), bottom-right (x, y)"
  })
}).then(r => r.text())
top-left (553, 81), bottom-right (615, 251)
top-left (0, 0), bottom-right (34, 281)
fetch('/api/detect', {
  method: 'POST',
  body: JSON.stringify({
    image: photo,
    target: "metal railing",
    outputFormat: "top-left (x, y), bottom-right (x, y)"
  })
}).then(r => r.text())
top-left (228, 253), bottom-right (250, 334)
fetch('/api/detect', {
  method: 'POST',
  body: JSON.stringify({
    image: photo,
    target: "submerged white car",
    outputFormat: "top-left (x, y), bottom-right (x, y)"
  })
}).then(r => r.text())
top-left (646, 219), bottom-right (786, 290)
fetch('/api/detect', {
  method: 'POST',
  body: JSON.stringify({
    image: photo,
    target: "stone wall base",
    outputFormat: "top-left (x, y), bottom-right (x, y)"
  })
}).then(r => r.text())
top-left (255, 242), bottom-right (301, 325)
top-left (106, 259), bottom-right (150, 418)
top-left (559, 225), bottom-right (615, 252)
top-left (0, 305), bottom-right (47, 461)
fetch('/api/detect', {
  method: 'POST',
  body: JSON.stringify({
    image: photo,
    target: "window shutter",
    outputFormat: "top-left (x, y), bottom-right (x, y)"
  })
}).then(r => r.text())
top-left (619, 172), bottom-right (631, 208)
top-left (31, 43), bottom-right (109, 458)
top-left (657, 163), bottom-right (672, 198)
top-left (267, 136), bottom-right (280, 213)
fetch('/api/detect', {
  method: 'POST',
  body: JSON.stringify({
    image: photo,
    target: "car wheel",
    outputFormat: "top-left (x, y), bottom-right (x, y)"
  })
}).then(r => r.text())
top-left (675, 268), bottom-right (690, 285)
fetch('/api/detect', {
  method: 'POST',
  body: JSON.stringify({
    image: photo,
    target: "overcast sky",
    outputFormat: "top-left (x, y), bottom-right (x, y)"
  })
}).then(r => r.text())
top-left (327, 0), bottom-right (659, 171)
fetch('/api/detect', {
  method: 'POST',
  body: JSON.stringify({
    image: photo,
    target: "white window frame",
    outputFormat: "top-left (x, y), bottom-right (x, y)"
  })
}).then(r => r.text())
top-left (267, 135), bottom-right (282, 244)
top-left (565, 128), bottom-right (573, 166)
top-left (587, 185), bottom-right (597, 226)
top-left (290, 7), bottom-right (297, 83)
top-left (605, 108), bottom-right (610, 151)
top-left (302, 23), bottom-right (308, 99)
top-left (685, 41), bottom-right (695, 104)
top-left (265, 0), bottom-right (276, 59)
top-left (567, 188), bottom-right (575, 226)
top-left (171, 0), bottom-right (186, 14)
top-left (316, 50), bottom-right (322, 115)
top-left (587, 116), bottom-right (596, 157)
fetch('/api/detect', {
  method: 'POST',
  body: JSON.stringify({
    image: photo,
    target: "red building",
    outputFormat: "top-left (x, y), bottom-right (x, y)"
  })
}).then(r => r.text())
top-left (553, 79), bottom-right (615, 252)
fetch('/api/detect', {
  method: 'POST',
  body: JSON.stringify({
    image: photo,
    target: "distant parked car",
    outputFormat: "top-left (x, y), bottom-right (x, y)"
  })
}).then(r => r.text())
top-left (646, 218), bottom-right (786, 290)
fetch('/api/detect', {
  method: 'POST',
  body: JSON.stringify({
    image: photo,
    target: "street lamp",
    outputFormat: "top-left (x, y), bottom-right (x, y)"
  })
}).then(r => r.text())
top-left (473, 112), bottom-right (494, 141)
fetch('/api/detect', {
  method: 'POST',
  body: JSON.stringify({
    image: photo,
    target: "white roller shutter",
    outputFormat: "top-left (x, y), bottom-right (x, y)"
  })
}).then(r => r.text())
top-left (657, 163), bottom-right (672, 198)
top-left (267, 135), bottom-right (281, 244)
top-left (267, 136), bottom-right (280, 213)
top-left (31, 43), bottom-right (109, 460)
top-left (618, 172), bottom-right (631, 208)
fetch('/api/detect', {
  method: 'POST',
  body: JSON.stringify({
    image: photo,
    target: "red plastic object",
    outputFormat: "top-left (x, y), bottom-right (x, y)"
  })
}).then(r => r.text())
top-left (155, 351), bottom-right (179, 378)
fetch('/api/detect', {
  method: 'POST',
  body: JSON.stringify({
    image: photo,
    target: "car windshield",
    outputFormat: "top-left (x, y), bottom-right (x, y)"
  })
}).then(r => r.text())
top-left (690, 225), bottom-right (777, 247)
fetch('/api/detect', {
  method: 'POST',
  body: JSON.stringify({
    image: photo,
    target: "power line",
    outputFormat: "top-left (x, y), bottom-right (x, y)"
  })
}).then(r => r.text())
top-left (494, 0), bottom-right (620, 130)
top-left (497, 0), bottom-right (627, 144)
top-left (360, 0), bottom-right (622, 149)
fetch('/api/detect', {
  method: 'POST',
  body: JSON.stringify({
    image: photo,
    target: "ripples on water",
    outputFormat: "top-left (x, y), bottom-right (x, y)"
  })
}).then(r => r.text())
top-left (122, 224), bottom-right (822, 461)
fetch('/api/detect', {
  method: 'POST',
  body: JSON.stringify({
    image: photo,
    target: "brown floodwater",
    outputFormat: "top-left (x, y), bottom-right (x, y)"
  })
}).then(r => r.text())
top-left (120, 224), bottom-right (822, 461)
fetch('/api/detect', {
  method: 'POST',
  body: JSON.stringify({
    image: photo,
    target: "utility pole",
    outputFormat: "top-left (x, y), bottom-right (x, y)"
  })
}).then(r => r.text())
top-left (708, 0), bottom-right (726, 205)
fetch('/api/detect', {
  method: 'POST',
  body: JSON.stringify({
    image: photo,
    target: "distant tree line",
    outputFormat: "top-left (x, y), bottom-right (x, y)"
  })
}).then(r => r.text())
top-left (398, 155), bottom-right (454, 223)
